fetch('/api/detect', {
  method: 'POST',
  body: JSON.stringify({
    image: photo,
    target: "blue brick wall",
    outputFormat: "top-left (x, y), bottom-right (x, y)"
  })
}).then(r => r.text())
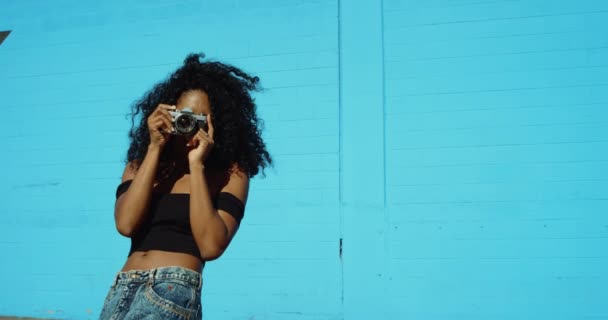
top-left (384, 0), bottom-right (608, 319)
top-left (0, 0), bottom-right (606, 319)
top-left (0, 1), bottom-right (340, 319)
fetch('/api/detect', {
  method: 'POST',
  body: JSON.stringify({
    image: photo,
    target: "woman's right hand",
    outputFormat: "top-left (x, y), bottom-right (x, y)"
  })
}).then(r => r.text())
top-left (147, 104), bottom-right (176, 149)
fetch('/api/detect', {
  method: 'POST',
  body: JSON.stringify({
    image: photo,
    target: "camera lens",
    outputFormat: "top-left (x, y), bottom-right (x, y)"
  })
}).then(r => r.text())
top-left (175, 114), bottom-right (197, 135)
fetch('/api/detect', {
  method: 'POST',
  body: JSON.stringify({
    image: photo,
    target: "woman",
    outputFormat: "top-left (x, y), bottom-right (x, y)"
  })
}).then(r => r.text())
top-left (99, 53), bottom-right (272, 320)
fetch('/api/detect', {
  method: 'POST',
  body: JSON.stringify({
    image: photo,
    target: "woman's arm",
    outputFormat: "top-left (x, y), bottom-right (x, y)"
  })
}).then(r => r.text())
top-left (189, 164), bottom-right (249, 261)
top-left (187, 114), bottom-right (249, 260)
top-left (115, 104), bottom-right (174, 237)
top-left (114, 145), bottom-right (162, 237)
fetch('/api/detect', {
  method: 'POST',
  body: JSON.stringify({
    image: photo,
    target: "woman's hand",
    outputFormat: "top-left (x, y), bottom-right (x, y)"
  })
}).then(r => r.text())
top-left (188, 114), bottom-right (215, 166)
top-left (147, 104), bottom-right (176, 149)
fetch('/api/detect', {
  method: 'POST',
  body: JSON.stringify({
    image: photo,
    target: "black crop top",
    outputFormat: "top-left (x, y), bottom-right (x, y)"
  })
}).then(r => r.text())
top-left (115, 180), bottom-right (245, 260)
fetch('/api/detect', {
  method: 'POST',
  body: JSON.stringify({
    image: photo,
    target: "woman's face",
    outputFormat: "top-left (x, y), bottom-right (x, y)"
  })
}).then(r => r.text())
top-left (176, 89), bottom-right (211, 115)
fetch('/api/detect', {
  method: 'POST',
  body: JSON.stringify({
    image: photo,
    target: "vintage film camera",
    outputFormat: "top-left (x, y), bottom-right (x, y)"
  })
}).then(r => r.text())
top-left (168, 107), bottom-right (207, 136)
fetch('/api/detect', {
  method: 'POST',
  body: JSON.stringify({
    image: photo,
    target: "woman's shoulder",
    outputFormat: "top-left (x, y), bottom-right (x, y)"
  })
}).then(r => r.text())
top-left (121, 160), bottom-right (141, 182)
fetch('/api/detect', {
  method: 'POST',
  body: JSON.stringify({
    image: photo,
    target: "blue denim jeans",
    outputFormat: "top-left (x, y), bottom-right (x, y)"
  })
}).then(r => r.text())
top-left (99, 266), bottom-right (202, 320)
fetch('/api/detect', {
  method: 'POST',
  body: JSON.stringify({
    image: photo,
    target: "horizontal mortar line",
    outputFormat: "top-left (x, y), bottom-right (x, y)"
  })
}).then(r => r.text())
top-left (391, 256), bottom-right (608, 261)
top-left (5, 83), bottom-right (142, 95)
top-left (6, 145), bottom-right (123, 152)
top-left (4, 64), bottom-right (339, 80)
top-left (4, 2), bottom-right (211, 15)
top-left (232, 49), bottom-right (340, 61)
top-left (389, 218), bottom-right (603, 224)
top-left (262, 97), bottom-right (338, 105)
top-left (388, 83), bottom-right (608, 98)
top-left (229, 48), bottom-right (338, 60)
top-left (8, 208), bottom-right (109, 214)
top-left (384, 279), bottom-right (606, 285)
top-left (49, 113), bottom-right (128, 119)
top-left (236, 47), bottom-right (340, 60)
top-left (264, 116), bottom-right (337, 123)
top-left (447, 236), bottom-right (608, 240)
top-left (383, 0), bottom-right (523, 15)
top-left (7, 62), bottom-right (178, 79)
top-left (247, 203), bottom-right (339, 208)
top-left (0, 241), bottom-right (21, 245)
top-left (388, 204), bottom-right (606, 211)
top-left (391, 45), bottom-right (608, 63)
top-left (246, 222), bottom-right (340, 226)
top-left (388, 198), bottom-right (608, 205)
top-left (2, 97), bottom-right (133, 109)
top-left (264, 169), bottom-right (338, 174)
top-left (394, 216), bottom-right (596, 223)
top-left (162, 47), bottom-right (338, 61)
top-left (0, 129), bottom-right (126, 139)
top-left (386, 178), bottom-right (608, 187)
top-left (264, 82), bottom-right (338, 90)
top-left (221, 258), bottom-right (334, 261)
top-left (389, 217), bottom-right (589, 223)
top-left (10, 177), bottom-right (122, 184)
top-left (18, 98), bottom-right (335, 112)
top-left (1, 23), bottom-right (337, 51)
top-left (264, 241), bottom-right (339, 245)
top-left (36, 10), bottom-right (336, 28)
top-left (6, 59), bottom-right (337, 85)
top-left (8, 162), bottom-right (122, 168)
top-left (391, 139), bottom-right (608, 150)
top-left (389, 28), bottom-right (584, 44)
top-left (15, 116), bottom-right (128, 124)
top-left (29, 209), bottom-right (124, 215)
top-left (265, 133), bottom-right (337, 140)
top-left (5, 27), bottom-right (337, 44)
top-left (385, 9), bottom-right (608, 29)
top-left (1, 38), bottom-right (113, 52)
top-left (4, 82), bottom-right (338, 94)
top-left (469, 28), bottom-right (586, 40)
top-left (391, 259), bottom-right (608, 265)
top-left (9, 181), bottom-right (61, 189)
top-left (384, 0), bottom-right (520, 13)
top-left (271, 151), bottom-right (338, 156)
top-left (255, 65), bottom-right (338, 74)
top-left (392, 159), bottom-right (608, 169)
top-left (13, 49), bottom-right (337, 73)
top-left (386, 64), bottom-right (608, 81)
top-left (255, 186), bottom-right (337, 191)
top-left (386, 102), bottom-right (608, 116)
top-left (262, 101), bottom-right (339, 108)
top-left (387, 121), bottom-right (608, 133)
top-left (73, 176), bottom-right (122, 181)
top-left (264, 118), bottom-right (340, 124)
top-left (386, 29), bottom-right (586, 46)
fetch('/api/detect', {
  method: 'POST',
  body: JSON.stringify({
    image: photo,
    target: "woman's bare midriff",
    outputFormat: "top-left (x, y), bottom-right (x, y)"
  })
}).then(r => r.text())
top-left (120, 250), bottom-right (204, 274)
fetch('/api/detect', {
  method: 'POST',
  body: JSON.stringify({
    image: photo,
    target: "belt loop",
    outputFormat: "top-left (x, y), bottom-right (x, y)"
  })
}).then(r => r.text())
top-left (112, 272), bottom-right (119, 287)
top-left (149, 268), bottom-right (157, 285)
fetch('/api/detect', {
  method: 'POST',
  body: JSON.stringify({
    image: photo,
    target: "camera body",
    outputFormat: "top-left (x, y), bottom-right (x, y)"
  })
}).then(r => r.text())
top-left (168, 107), bottom-right (207, 136)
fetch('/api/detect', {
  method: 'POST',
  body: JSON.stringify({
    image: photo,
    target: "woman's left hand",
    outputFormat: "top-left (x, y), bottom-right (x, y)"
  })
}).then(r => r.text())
top-left (187, 114), bottom-right (215, 166)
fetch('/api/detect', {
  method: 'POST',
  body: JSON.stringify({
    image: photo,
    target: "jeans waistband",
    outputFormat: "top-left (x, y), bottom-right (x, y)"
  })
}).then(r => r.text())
top-left (112, 266), bottom-right (202, 290)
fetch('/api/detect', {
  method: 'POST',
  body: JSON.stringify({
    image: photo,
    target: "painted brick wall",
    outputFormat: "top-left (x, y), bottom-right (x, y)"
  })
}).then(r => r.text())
top-left (0, 1), bottom-right (341, 319)
top-left (384, 0), bottom-right (608, 319)
top-left (0, 0), bottom-right (606, 319)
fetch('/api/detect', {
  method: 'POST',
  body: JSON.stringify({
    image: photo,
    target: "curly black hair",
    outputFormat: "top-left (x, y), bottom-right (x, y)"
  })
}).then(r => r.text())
top-left (125, 53), bottom-right (272, 178)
